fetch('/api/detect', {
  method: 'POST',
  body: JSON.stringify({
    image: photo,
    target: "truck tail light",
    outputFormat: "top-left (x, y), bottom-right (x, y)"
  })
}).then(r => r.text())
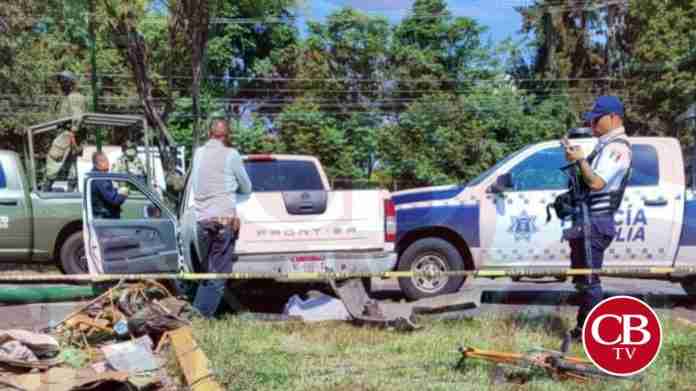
top-left (246, 154), bottom-right (275, 162)
top-left (384, 198), bottom-right (396, 243)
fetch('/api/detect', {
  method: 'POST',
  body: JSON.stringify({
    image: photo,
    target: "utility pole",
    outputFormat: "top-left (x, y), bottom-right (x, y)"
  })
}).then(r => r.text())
top-left (88, 0), bottom-right (100, 150)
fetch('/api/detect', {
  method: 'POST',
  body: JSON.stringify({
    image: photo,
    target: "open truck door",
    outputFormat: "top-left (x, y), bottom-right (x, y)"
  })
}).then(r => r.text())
top-left (82, 173), bottom-right (181, 274)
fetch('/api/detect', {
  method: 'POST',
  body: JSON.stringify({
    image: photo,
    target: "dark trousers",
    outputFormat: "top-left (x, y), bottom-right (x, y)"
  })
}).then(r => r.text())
top-left (192, 220), bottom-right (238, 317)
top-left (568, 221), bottom-right (614, 330)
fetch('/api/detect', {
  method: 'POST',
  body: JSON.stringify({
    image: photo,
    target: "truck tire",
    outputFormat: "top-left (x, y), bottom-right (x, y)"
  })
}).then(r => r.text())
top-left (397, 238), bottom-right (466, 300)
top-left (60, 231), bottom-right (88, 274)
top-left (681, 278), bottom-right (696, 296)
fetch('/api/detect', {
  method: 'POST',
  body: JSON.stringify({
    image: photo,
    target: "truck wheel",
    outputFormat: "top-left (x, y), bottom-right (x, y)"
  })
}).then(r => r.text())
top-left (681, 278), bottom-right (696, 296)
top-left (397, 238), bottom-right (466, 300)
top-left (60, 231), bottom-right (88, 274)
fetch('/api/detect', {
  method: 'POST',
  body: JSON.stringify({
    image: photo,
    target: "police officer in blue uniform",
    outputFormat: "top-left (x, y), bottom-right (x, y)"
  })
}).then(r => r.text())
top-left (562, 96), bottom-right (633, 340)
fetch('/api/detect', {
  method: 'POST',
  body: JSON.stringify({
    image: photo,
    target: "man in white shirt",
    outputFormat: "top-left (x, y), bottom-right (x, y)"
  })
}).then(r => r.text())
top-left (563, 96), bottom-right (632, 340)
top-left (189, 118), bottom-right (252, 317)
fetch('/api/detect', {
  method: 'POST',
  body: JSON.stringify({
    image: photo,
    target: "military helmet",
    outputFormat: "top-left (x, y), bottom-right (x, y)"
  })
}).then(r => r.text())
top-left (57, 70), bottom-right (77, 83)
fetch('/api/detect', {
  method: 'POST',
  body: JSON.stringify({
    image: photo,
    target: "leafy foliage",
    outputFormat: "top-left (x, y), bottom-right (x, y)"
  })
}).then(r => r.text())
top-left (623, 0), bottom-right (696, 137)
top-left (2, 0), bottom-right (690, 190)
top-left (378, 87), bottom-right (573, 185)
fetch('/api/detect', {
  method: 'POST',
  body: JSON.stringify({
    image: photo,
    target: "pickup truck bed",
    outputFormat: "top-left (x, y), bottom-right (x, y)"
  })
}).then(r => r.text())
top-left (180, 155), bottom-right (397, 277)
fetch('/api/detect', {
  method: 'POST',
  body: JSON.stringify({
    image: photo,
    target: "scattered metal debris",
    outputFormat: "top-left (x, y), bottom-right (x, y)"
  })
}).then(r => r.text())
top-left (330, 279), bottom-right (419, 330)
top-left (55, 281), bottom-right (194, 347)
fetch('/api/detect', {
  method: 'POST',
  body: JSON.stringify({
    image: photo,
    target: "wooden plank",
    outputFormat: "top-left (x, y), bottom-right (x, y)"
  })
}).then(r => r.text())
top-left (168, 327), bottom-right (223, 391)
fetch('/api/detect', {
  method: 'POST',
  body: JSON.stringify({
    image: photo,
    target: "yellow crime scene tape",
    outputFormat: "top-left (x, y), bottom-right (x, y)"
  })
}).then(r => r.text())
top-left (0, 266), bottom-right (694, 282)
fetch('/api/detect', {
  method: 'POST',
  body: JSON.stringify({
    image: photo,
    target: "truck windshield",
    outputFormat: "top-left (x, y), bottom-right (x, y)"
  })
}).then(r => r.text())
top-left (244, 160), bottom-right (325, 192)
top-left (466, 145), bottom-right (532, 187)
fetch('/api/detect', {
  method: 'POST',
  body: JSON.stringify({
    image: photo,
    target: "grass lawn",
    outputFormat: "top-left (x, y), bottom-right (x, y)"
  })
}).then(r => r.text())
top-left (191, 311), bottom-right (696, 391)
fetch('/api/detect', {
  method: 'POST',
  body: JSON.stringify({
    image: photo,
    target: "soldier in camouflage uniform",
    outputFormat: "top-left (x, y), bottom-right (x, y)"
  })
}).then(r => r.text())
top-left (112, 141), bottom-right (146, 185)
top-left (45, 71), bottom-right (87, 191)
top-left (57, 70), bottom-right (87, 121)
top-left (45, 127), bottom-right (80, 189)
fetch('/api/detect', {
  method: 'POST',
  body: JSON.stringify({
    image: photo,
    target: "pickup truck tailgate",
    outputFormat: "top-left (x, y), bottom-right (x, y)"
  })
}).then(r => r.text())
top-left (236, 190), bottom-right (386, 254)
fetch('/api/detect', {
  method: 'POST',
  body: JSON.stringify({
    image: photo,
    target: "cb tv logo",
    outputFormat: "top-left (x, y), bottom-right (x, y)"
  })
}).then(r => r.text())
top-left (583, 296), bottom-right (662, 377)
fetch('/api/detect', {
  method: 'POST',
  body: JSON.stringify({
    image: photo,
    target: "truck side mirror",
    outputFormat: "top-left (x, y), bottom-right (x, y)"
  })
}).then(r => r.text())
top-left (488, 173), bottom-right (513, 194)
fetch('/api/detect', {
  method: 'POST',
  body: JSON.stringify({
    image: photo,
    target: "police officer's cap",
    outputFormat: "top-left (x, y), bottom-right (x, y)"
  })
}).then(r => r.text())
top-left (583, 95), bottom-right (624, 124)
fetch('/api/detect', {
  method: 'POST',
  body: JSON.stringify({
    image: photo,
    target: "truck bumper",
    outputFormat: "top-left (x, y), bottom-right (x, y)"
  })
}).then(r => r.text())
top-left (232, 251), bottom-right (398, 280)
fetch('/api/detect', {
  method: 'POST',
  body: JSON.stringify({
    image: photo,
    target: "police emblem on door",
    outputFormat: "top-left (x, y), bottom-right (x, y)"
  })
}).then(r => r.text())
top-left (508, 211), bottom-right (538, 241)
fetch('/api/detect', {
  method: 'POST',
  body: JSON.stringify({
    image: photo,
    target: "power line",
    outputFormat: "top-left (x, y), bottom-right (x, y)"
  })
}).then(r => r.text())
top-left (57, 72), bottom-right (635, 83)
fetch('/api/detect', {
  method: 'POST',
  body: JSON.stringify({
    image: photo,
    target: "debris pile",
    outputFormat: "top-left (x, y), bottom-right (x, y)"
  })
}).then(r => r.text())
top-left (0, 280), bottom-right (219, 391)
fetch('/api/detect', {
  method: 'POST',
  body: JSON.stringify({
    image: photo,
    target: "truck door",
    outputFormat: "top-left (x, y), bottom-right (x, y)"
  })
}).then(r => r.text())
top-left (83, 175), bottom-right (181, 274)
top-left (486, 146), bottom-right (570, 266)
top-left (0, 159), bottom-right (32, 261)
top-left (602, 142), bottom-right (680, 266)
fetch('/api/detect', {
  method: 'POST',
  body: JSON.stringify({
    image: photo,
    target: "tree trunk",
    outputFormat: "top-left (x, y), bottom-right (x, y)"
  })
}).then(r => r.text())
top-left (106, 9), bottom-right (176, 172)
top-left (181, 0), bottom-right (210, 148)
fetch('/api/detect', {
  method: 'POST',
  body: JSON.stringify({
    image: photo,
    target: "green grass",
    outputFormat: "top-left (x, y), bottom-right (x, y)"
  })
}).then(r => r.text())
top-left (191, 312), bottom-right (696, 391)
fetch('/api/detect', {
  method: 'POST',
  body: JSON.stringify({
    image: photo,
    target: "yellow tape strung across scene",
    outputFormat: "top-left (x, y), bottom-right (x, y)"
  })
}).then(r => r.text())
top-left (1, 266), bottom-right (696, 282)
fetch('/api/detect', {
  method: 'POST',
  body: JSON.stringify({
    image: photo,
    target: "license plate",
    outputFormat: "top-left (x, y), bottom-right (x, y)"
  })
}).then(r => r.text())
top-left (291, 255), bottom-right (326, 273)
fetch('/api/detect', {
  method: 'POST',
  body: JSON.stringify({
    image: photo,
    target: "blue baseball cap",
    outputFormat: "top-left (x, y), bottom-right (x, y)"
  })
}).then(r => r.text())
top-left (583, 96), bottom-right (624, 124)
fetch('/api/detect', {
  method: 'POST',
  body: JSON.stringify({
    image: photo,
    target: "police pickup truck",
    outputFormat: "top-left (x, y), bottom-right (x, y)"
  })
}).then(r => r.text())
top-left (392, 134), bottom-right (696, 300)
top-left (82, 155), bottom-right (397, 285)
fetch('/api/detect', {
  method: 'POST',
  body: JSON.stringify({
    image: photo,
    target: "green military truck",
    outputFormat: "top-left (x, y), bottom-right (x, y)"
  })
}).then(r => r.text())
top-left (0, 113), bottom-right (165, 273)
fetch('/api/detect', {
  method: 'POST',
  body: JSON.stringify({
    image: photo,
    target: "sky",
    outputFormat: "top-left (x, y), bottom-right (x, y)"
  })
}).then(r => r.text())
top-left (294, 0), bottom-right (529, 43)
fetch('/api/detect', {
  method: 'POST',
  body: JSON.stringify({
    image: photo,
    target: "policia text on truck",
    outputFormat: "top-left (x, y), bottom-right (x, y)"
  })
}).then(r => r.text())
top-left (551, 96), bottom-right (633, 340)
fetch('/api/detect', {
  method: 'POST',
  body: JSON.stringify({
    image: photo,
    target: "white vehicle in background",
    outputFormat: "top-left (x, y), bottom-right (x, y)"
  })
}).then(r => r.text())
top-left (76, 145), bottom-right (186, 194)
top-left (81, 154), bottom-right (397, 289)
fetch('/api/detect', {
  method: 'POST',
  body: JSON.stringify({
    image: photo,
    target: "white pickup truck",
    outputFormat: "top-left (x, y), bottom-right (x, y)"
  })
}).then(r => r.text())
top-left (392, 135), bottom-right (696, 298)
top-left (82, 154), bottom-right (397, 284)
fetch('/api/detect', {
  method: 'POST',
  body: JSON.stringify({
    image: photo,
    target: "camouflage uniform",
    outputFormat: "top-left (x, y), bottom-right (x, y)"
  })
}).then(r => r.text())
top-left (58, 91), bottom-right (87, 120)
top-left (45, 72), bottom-right (87, 187)
top-left (56, 70), bottom-right (87, 128)
top-left (112, 143), bottom-right (147, 184)
top-left (45, 130), bottom-right (79, 183)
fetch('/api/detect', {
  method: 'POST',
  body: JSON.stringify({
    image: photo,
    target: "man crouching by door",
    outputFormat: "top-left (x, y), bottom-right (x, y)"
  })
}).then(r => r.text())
top-left (190, 118), bottom-right (252, 317)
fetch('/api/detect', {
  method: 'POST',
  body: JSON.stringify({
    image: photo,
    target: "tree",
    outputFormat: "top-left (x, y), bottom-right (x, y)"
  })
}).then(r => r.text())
top-left (275, 100), bottom-right (355, 179)
top-left (205, 0), bottom-right (299, 103)
top-left (517, 1), bottom-right (608, 79)
top-left (623, 0), bottom-right (696, 138)
top-left (378, 86), bottom-right (573, 186)
top-left (515, 0), bottom-right (629, 117)
top-left (393, 0), bottom-right (491, 87)
top-left (302, 8), bottom-right (391, 115)
top-left (0, 0), bottom-right (74, 148)
top-left (232, 117), bottom-right (281, 154)
top-left (168, 0), bottom-right (210, 147)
